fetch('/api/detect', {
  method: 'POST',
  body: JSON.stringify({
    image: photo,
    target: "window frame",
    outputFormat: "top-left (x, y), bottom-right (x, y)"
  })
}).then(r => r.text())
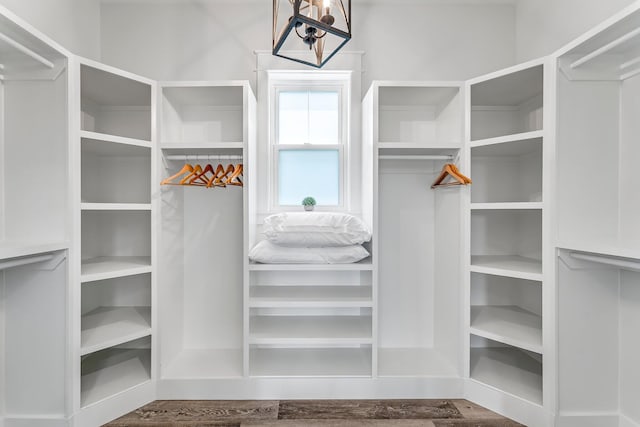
top-left (268, 71), bottom-right (351, 212)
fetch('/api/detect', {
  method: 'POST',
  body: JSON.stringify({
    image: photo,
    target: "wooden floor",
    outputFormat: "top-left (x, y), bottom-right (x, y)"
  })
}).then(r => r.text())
top-left (104, 399), bottom-right (525, 426)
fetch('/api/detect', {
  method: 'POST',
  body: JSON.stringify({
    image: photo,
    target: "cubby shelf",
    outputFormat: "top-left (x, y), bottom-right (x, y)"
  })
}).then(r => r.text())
top-left (470, 305), bottom-right (542, 354)
top-left (470, 255), bottom-right (542, 281)
top-left (248, 315), bottom-right (373, 345)
top-left (81, 256), bottom-right (152, 283)
top-left (471, 203), bottom-right (542, 210)
top-left (81, 306), bottom-right (152, 356)
top-left (470, 346), bottom-right (543, 406)
top-left (249, 286), bottom-right (372, 308)
top-left (248, 259), bottom-right (373, 271)
top-left (469, 130), bottom-right (544, 149)
top-left (249, 348), bottom-right (372, 377)
top-left (81, 203), bottom-right (151, 211)
top-left (81, 130), bottom-right (151, 149)
top-left (81, 348), bottom-right (151, 408)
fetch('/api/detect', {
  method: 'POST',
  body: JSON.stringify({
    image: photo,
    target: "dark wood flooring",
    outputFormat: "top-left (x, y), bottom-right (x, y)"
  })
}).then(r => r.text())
top-left (104, 400), bottom-right (525, 426)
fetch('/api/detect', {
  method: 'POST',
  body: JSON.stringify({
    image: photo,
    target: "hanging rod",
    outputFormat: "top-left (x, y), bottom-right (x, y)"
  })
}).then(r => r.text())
top-left (378, 155), bottom-right (453, 160)
top-left (620, 67), bottom-right (640, 81)
top-left (570, 251), bottom-right (640, 272)
top-left (620, 55), bottom-right (640, 69)
top-left (571, 27), bottom-right (640, 69)
top-left (0, 32), bottom-right (55, 69)
top-left (0, 253), bottom-right (55, 271)
top-left (165, 154), bottom-right (243, 161)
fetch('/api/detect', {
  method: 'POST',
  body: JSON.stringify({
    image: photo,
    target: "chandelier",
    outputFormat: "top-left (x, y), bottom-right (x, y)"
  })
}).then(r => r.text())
top-left (272, 0), bottom-right (351, 68)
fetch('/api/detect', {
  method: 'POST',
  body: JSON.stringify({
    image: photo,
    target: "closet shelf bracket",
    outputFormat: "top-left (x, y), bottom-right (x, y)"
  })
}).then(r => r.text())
top-left (0, 31), bottom-right (54, 69)
top-left (0, 250), bottom-right (66, 272)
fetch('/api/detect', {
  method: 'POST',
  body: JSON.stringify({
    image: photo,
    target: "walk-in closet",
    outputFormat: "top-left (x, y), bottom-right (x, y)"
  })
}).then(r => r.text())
top-left (1, 1), bottom-right (640, 426)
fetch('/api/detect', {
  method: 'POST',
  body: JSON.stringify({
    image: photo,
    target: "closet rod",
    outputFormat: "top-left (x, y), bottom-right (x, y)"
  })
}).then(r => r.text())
top-left (0, 253), bottom-right (55, 271)
top-left (165, 154), bottom-right (243, 161)
top-left (571, 27), bottom-right (640, 69)
top-left (0, 32), bottom-right (55, 69)
top-left (378, 155), bottom-right (453, 160)
top-left (620, 67), bottom-right (640, 81)
top-left (570, 251), bottom-right (640, 272)
top-left (620, 55), bottom-right (640, 70)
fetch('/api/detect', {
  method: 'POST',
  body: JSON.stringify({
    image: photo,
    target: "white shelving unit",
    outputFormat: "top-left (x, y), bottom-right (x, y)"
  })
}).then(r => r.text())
top-left (158, 81), bottom-right (255, 383)
top-left (465, 59), bottom-right (551, 426)
top-left (363, 81), bottom-right (464, 380)
top-left (553, 5), bottom-right (640, 426)
top-left (0, 8), bottom-right (71, 426)
top-left (74, 58), bottom-right (155, 424)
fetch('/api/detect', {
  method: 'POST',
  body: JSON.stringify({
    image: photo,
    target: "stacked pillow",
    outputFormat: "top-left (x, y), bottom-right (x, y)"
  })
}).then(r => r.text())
top-left (249, 212), bottom-right (371, 264)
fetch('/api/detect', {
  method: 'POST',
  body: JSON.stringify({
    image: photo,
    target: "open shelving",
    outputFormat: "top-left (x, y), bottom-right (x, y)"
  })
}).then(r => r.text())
top-left (249, 286), bottom-right (372, 308)
top-left (249, 347), bottom-right (373, 377)
top-left (466, 60), bottom-right (548, 419)
top-left (375, 83), bottom-right (462, 147)
top-left (81, 306), bottom-right (152, 355)
top-left (77, 58), bottom-right (155, 419)
top-left (248, 315), bottom-right (373, 345)
top-left (80, 337), bottom-right (151, 408)
top-left (470, 337), bottom-right (543, 406)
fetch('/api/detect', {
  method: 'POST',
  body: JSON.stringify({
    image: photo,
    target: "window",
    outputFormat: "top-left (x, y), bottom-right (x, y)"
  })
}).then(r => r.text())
top-left (269, 71), bottom-right (350, 210)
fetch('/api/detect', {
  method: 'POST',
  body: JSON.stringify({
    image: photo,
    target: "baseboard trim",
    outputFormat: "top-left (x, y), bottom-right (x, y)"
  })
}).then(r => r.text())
top-left (556, 413), bottom-right (620, 427)
top-left (4, 416), bottom-right (68, 427)
top-left (157, 377), bottom-right (464, 400)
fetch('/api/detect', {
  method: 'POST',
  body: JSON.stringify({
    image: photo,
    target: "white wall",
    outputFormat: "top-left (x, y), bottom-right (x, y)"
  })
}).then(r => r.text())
top-left (0, 0), bottom-right (101, 59)
top-left (99, 0), bottom-right (517, 91)
top-left (515, 0), bottom-right (638, 62)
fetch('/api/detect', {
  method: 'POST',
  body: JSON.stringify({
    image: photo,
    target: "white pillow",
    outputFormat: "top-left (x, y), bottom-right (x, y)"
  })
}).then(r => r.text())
top-left (263, 212), bottom-right (372, 247)
top-left (249, 240), bottom-right (370, 264)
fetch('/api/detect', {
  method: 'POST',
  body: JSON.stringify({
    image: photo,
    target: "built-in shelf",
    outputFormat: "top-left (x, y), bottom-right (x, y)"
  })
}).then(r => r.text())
top-left (81, 307), bottom-right (152, 356)
top-left (161, 142), bottom-right (244, 156)
top-left (377, 144), bottom-right (460, 158)
top-left (81, 203), bottom-right (151, 211)
top-left (470, 306), bottom-right (542, 354)
top-left (0, 241), bottom-right (68, 261)
top-left (470, 256), bottom-right (542, 281)
top-left (162, 349), bottom-right (243, 379)
top-left (469, 130), bottom-right (544, 149)
top-left (470, 346), bottom-right (543, 405)
top-left (558, 243), bottom-right (640, 264)
top-left (249, 286), bottom-right (372, 308)
top-left (81, 256), bottom-right (152, 283)
top-left (81, 348), bottom-right (151, 408)
top-left (249, 316), bottom-right (372, 345)
top-left (248, 258), bottom-right (373, 271)
top-left (378, 348), bottom-right (459, 377)
top-left (249, 347), bottom-right (372, 377)
top-left (81, 130), bottom-right (151, 148)
top-left (471, 203), bottom-right (543, 210)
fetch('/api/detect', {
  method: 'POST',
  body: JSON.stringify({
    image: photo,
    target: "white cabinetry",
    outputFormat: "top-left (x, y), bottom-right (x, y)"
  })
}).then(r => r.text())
top-left (554, 5), bottom-right (640, 426)
top-left (158, 82), bottom-right (255, 382)
top-left (0, 8), bottom-right (70, 427)
top-left (74, 59), bottom-right (155, 426)
top-left (364, 82), bottom-right (464, 380)
top-left (465, 60), bottom-right (553, 426)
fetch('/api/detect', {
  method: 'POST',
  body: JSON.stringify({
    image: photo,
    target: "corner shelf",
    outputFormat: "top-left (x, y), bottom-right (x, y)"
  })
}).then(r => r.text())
top-left (470, 255), bottom-right (542, 281)
top-left (470, 305), bottom-right (542, 354)
top-left (81, 256), bottom-right (152, 283)
top-left (81, 306), bottom-right (152, 356)
top-left (470, 346), bottom-right (543, 406)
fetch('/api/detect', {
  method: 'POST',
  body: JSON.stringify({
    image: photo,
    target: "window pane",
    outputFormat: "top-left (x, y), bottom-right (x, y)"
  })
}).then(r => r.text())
top-left (309, 91), bottom-right (339, 144)
top-left (278, 90), bottom-right (339, 145)
top-left (278, 149), bottom-right (340, 206)
top-left (279, 91), bottom-right (309, 145)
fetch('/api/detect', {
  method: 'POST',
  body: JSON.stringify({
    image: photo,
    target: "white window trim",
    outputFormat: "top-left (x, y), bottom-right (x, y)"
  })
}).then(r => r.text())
top-left (267, 70), bottom-right (351, 212)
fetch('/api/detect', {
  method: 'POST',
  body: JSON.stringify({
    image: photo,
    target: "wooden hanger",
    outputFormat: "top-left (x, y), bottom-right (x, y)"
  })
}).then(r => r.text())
top-left (161, 163), bottom-right (194, 186)
top-left (210, 163), bottom-right (235, 187)
top-left (189, 163), bottom-right (215, 186)
top-left (180, 164), bottom-right (203, 185)
top-left (431, 163), bottom-right (471, 189)
top-left (226, 163), bottom-right (243, 187)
